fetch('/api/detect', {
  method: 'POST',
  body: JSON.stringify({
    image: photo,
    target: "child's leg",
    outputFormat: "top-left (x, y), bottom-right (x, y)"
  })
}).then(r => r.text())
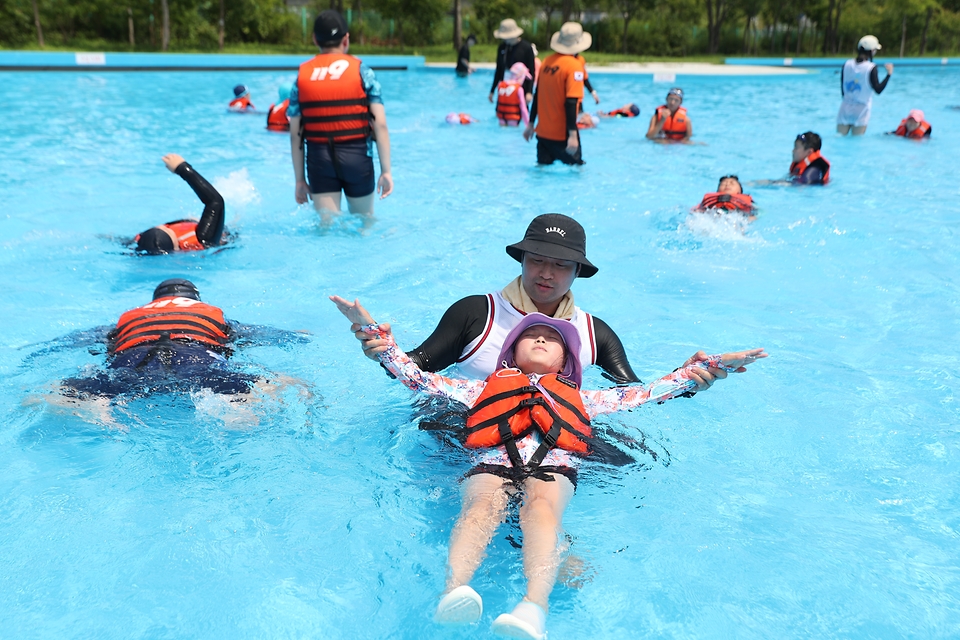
top-left (517, 473), bottom-right (575, 611)
top-left (445, 472), bottom-right (511, 593)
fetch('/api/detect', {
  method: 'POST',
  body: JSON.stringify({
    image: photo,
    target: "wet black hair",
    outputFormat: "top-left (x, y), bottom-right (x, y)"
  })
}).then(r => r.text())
top-left (717, 174), bottom-right (742, 190)
top-left (466, 34), bottom-right (477, 44)
top-left (153, 278), bottom-right (200, 301)
top-left (796, 131), bottom-right (822, 151)
top-left (136, 227), bottom-right (175, 254)
top-left (856, 48), bottom-right (875, 62)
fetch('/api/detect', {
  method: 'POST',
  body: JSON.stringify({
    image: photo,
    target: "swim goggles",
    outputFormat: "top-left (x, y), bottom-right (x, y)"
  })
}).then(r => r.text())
top-left (667, 87), bottom-right (684, 99)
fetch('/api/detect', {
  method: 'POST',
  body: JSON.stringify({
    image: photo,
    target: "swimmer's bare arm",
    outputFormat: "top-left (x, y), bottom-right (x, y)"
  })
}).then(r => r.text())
top-left (646, 109), bottom-right (665, 139)
top-left (369, 103), bottom-right (393, 199)
top-left (289, 115), bottom-right (311, 205)
top-left (683, 118), bottom-right (693, 142)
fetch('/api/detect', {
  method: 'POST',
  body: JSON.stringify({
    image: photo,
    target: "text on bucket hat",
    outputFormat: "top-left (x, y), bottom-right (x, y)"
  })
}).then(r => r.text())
top-left (550, 22), bottom-right (592, 54)
top-left (496, 313), bottom-right (584, 387)
top-left (506, 214), bottom-right (598, 278)
top-left (315, 10), bottom-right (348, 46)
top-left (493, 18), bottom-right (524, 39)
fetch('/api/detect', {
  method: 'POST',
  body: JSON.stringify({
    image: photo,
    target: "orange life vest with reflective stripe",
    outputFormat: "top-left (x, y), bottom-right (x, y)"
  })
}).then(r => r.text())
top-left (894, 118), bottom-right (931, 138)
top-left (266, 99), bottom-right (290, 131)
top-left (496, 81), bottom-right (523, 122)
top-left (465, 369), bottom-right (592, 469)
top-left (110, 296), bottom-right (229, 354)
top-left (229, 95), bottom-right (253, 110)
top-left (789, 150), bottom-right (831, 184)
top-left (698, 192), bottom-right (754, 212)
top-left (657, 105), bottom-right (688, 139)
top-left (134, 220), bottom-right (204, 252)
top-left (297, 53), bottom-right (371, 144)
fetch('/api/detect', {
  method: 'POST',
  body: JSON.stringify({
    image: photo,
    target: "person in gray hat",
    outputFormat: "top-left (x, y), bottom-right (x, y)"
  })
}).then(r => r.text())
top-left (343, 214), bottom-right (728, 390)
top-left (489, 19), bottom-right (536, 105)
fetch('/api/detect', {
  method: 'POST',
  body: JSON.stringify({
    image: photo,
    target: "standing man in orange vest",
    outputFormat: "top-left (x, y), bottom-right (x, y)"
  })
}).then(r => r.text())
top-left (134, 153), bottom-right (227, 254)
top-left (522, 22), bottom-right (592, 165)
top-left (289, 10), bottom-right (393, 227)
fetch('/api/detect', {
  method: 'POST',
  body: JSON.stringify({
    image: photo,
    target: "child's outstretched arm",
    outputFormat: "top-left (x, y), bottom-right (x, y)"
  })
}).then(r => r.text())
top-left (583, 348), bottom-right (767, 417)
top-left (329, 296), bottom-right (484, 406)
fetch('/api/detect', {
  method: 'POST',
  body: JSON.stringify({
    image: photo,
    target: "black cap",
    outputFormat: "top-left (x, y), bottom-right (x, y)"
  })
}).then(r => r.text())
top-left (153, 279), bottom-right (201, 301)
top-left (314, 10), bottom-right (348, 46)
top-left (136, 227), bottom-right (175, 254)
top-left (506, 214), bottom-right (597, 278)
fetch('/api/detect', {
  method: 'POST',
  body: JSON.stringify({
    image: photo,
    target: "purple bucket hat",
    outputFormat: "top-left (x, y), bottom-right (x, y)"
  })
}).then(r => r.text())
top-left (496, 313), bottom-right (583, 387)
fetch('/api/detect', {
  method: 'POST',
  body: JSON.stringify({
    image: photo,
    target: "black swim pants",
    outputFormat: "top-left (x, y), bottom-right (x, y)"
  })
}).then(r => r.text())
top-left (306, 139), bottom-right (376, 198)
top-left (465, 463), bottom-right (578, 490)
top-left (61, 342), bottom-right (257, 399)
top-left (536, 135), bottom-right (584, 166)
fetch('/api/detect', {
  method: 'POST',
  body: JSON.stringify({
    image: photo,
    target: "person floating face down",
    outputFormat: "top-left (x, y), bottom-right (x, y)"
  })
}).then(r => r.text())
top-left (790, 132), bottom-right (831, 185)
top-left (331, 296), bottom-right (767, 640)
top-left (229, 84), bottom-right (255, 111)
top-left (837, 35), bottom-right (893, 136)
top-left (134, 154), bottom-right (227, 255)
top-left (289, 10), bottom-right (393, 225)
top-left (496, 62), bottom-right (532, 127)
top-left (523, 22), bottom-right (593, 166)
top-left (647, 88), bottom-right (691, 142)
top-left (266, 84), bottom-right (292, 132)
top-left (599, 103), bottom-right (640, 118)
top-left (696, 175), bottom-right (755, 219)
top-left (889, 109), bottom-right (932, 139)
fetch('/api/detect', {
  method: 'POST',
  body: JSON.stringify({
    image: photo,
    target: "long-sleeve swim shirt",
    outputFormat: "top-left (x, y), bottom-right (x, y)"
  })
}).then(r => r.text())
top-left (175, 162), bottom-right (225, 247)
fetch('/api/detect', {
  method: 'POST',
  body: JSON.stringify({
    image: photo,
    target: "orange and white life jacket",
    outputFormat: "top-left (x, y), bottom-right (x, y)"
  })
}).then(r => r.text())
top-left (656, 105), bottom-right (688, 140)
top-left (110, 296), bottom-right (229, 354)
top-left (465, 369), bottom-right (592, 469)
top-left (134, 220), bottom-right (204, 252)
top-left (297, 53), bottom-right (371, 144)
top-left (229, 95), bottom-right (254, 110)
top-left (894, 118), bottom-right (931, 139)
top-left (266, 99), bottom-right (290, 131)
top-left (697, 192), bottom-right (754, 212)
top-left (789, 150), bottom-right (831, 184)
top-left (496, 81), bottom-right (523, 122)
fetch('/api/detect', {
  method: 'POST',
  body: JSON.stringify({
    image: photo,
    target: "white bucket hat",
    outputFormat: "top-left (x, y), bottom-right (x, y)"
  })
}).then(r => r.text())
top-left (858, 35), bottom-right (881, 51)
top-left (493, 19), bottom-right (524, 39)
top-left (550, 22), bottom-right (592, 55)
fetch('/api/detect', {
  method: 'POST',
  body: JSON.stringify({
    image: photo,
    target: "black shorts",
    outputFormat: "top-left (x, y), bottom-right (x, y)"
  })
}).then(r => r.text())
top-left (306, 139), bottom-right (376, 198)
top-left (536, 135), bottom-right (584, 166)
top-left (61, 342), bottom-right (257, 399)
top-left (465, 463), bottom-right (578, 490)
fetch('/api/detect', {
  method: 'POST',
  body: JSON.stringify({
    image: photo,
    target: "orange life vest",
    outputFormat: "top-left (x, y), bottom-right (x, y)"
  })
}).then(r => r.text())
top-left (465, 369), bottom-right (592, 470)
top-left (297, 53), bottom-right (371, 144)
top-left (496, 81), bottom-right (523, 122)
top-left (698, 192), bottom-right (754, 212)
top-left (134, 220), bottom-right (205, 252)
top-left (266, 99), bottom-right (290, 131)
top-left (894, 118), bottom-right (931, 138)
top-left (110, 296), bottom-right (230, 354)
top-left (657, 105), bottom-right (688, 140)
top-left (607, 105), bottom-right (638, 118)
top-left (229, 95), bottom-right (253, 110)
top-left (789, 150), bottom-right (831, 184)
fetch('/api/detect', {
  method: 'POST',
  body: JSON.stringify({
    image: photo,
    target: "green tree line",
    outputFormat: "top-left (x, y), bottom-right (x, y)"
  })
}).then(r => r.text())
top-left (1, 0), bottom-right (958, 56)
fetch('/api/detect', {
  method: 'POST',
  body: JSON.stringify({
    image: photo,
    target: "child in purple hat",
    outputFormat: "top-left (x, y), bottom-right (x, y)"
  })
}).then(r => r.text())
top-left (332, 295), bottom-right (765, 640)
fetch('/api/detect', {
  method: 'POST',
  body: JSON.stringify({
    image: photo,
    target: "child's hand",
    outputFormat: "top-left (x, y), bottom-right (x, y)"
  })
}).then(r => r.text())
top-left (329, 295), bottom-right (376, 326)
top-left (719, 348), bottom-right (767, 372)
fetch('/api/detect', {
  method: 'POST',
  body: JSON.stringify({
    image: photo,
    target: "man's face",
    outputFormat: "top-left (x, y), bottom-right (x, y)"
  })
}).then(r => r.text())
top-left (666, 94), bottom-right (682, 111)
top-left (521, 253), bottom-right (579, 307)
top-left (792, 139), bottom-right (808, 162)
top-left (906, 117), bottom-right (920, 132)
top-left (505, 36), bottom-right (521, 45)
top-left (718, 178), bottom-right (742, 195)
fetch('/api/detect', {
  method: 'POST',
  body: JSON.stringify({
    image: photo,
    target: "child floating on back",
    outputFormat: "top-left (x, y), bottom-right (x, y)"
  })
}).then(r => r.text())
top-left (331, 295), bottom-right (766, 640)
top-left (695, 175), bottom-right (755, 219)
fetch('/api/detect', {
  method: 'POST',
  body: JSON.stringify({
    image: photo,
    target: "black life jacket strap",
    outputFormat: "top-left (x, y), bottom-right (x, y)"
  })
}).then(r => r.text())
top-left (299, 98), bottom-right (369, 109)
top-left (498, 419), bottom-right (526, 470)
top-left (466, 385), bottom-right (537, 417)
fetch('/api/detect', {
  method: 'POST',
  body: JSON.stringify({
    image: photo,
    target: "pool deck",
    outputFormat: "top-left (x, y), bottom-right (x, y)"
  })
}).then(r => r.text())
top-left (429, 61), bottom-right (809, 76)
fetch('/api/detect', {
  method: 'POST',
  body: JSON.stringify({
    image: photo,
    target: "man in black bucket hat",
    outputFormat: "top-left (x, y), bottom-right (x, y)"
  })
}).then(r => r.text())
top-left (345, 214), bottom-right (727, 390)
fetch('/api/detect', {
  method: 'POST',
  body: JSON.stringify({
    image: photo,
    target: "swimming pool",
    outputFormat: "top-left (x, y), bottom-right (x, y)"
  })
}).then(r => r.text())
top-left (2, 63), bottom-right (959, 639)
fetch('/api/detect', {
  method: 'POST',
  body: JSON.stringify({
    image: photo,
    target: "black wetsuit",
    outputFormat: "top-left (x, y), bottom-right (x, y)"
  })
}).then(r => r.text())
top-left (456, 43), bottom-right (471, 76)
top-left (491, 39), bottom-right (537, 98)
top-left (176, 162), bottom-right (226, 246)
top-left (402, 295), bottom-right (641, 384)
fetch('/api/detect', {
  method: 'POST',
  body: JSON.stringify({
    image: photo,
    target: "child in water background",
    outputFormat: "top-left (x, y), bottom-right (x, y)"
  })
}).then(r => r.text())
top-left (331, 295), bottom-right (765, 640)
top-left (495, 62), bottom-right (531, 127)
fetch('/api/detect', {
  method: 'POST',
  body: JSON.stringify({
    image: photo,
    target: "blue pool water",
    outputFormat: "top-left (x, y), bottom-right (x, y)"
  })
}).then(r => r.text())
top-left (2, 64), bottom-right (959, 639)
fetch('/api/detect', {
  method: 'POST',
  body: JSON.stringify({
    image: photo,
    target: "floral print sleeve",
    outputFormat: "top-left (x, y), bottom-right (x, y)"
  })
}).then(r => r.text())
top-left (581, 355), bottom-right (739, 417)
top-left (362, 324), bottom-right (484, 407)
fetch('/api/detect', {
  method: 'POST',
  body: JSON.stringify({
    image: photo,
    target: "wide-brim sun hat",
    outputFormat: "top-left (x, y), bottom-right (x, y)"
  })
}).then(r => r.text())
top-left (496, 312), bottom-right (583, 387)
top-left (508, 61), bottom-right (532, 81)
top-left (550, 22), bottom-right (592, 55)
top-left (506, 213), bottom-right (598, 278)
top-left (494, 19), bottom-right (524, 39)
top-left (858, 35), bottom-right (881, 51)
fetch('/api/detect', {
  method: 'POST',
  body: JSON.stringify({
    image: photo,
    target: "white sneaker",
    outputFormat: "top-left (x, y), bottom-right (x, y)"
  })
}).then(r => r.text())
top-left (491, 601), bottom-right (547, 640)
top-left (434, 585), bottom-right (483, 625)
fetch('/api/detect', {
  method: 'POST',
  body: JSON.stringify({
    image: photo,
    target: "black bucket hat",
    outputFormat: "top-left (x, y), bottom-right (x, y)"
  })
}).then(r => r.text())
top-left (505, 214), bottom-right (597, 278)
